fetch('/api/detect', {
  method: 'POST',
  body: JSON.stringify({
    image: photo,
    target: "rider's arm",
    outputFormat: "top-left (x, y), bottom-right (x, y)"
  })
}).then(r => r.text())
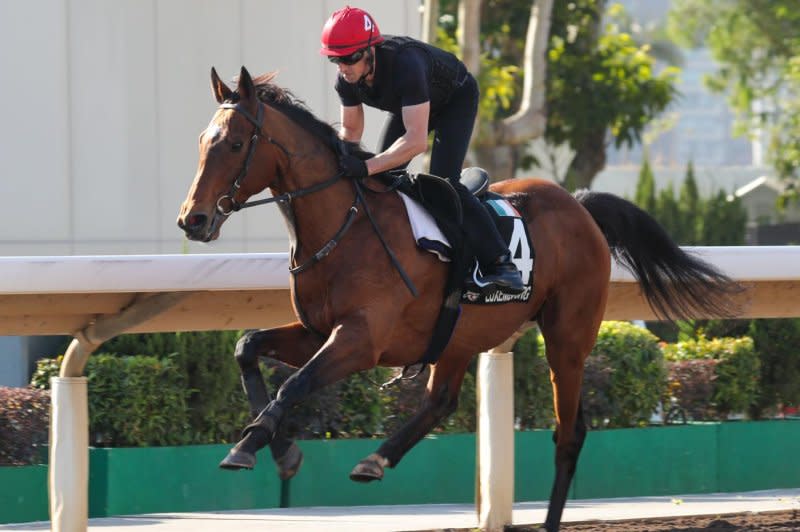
top-left (335, 74), bottom-right (364, 143)
top-left (365, 102), bottom-right (429, 175)
top-left (340, 104), bottom-right (364, 143)
top-left (365, 48), bottom-right (430, 176)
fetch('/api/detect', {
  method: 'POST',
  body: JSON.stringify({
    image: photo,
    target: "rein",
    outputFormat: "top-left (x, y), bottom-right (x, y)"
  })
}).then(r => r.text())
top-left (216, 101), bottom-right (417, 297)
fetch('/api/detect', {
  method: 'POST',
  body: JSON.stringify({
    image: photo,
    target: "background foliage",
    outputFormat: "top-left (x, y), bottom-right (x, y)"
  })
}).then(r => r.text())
top-left (437, 0), bottom-right (678, 187)
top-left (0, 386), bottom-right (49, 465)
top-left (10, 317), bottom-right (795, 466)
top-left (680, 318), bottom-right (800, 418)
top-left (32, 354), bottom-right (192, 447)
top-left (588, 321), bottom-right (667, 427)
top-left (663, 335), bottom-right (759, 418)
top-left (512, 321), bottom-right (666, 430)
top-left (669, 0), bottom-right (800, 187)
top-left (633, 158), bottom-right (748, 246)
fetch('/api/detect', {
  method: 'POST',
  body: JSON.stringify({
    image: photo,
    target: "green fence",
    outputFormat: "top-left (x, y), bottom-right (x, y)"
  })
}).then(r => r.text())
top-left (3, 421), bottom-right (799, 524)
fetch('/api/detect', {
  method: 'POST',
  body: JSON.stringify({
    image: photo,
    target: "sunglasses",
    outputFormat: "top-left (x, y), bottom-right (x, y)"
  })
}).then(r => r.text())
top-left (328, 49), bottom-right (366, 65)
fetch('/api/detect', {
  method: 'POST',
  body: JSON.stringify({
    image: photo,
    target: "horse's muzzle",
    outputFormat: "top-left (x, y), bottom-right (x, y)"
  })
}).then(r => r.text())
top-left (178, 212), bottom-right (213, 242)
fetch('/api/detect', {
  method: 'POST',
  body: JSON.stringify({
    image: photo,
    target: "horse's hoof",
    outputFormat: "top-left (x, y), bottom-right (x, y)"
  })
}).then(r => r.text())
top-left (219, 447), bottom-right (256, 470)
top-left (276, 443), bottom-right (303, 481)
top-left (349, 453), bottom-right (388, 482)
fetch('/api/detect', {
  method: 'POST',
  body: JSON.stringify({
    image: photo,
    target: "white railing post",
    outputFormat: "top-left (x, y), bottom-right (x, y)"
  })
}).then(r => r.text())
top-left (49, 292), bottom-right (188, 532)
top-left (49, 376), bottom-right (88, 532)
top-left (476, 349), bottom-right (515, 531)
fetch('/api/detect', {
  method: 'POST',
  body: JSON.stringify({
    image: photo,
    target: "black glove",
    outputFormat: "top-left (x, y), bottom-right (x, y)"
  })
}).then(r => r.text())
top-left (339, 154), bottom-right (369, 178)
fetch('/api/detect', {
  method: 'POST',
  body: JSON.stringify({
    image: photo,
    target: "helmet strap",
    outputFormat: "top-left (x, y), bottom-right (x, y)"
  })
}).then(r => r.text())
top-left (358, 47), bottom-right (375, 84)
top-left (357, 15), bottom-right (377, 85)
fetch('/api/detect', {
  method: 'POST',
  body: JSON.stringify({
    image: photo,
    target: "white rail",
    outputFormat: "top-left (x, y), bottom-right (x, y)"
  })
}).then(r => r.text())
top-left (1, 246), bottom-right (798, 295)
top-left (1, 246), bottom-right (799, 532)
top-left (609, 246), bottom-right (800, 282)
top-left (0, 253), bottom-right (290, 294)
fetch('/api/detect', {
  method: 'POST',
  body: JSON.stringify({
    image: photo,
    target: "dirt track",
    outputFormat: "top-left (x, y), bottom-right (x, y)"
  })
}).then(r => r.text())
top-left (513, 509), bottom-right (800, 531)
top-left (421, 509), bottom-right (800, 531)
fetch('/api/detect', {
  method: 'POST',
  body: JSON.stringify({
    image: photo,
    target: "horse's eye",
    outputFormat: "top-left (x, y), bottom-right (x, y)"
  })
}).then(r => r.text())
top-left (231, 141), bottom-right (244, 152)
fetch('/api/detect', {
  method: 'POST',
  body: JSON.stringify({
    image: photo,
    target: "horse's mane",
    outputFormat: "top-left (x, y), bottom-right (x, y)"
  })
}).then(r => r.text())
top-left (233, 72), bottom-right (371, 160)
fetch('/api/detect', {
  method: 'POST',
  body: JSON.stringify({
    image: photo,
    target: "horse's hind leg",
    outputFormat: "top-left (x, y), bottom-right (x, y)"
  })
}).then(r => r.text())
top-left (232, 322), bottom-right (324, 477)
top-left (538, 292), bottom-right (604, 531)
top-left (350, 354), bottom-right (471, 482)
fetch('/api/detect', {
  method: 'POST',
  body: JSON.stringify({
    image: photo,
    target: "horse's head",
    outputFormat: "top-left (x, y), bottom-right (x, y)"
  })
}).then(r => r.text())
top-left (177, 66), bottom-right (283, 242)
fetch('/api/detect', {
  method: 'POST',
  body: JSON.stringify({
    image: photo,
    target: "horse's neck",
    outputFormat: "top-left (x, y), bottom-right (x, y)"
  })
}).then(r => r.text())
top-left (264, 108), bottom-right (355, 260)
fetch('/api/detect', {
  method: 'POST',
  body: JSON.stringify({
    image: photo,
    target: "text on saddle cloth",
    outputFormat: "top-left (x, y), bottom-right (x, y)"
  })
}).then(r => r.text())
top-left (399, 191), bottom-right (535, 305)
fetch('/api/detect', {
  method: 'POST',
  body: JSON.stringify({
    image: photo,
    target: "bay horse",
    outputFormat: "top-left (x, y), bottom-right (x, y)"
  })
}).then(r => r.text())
top-left (177, 67), bottom-right (739, 531)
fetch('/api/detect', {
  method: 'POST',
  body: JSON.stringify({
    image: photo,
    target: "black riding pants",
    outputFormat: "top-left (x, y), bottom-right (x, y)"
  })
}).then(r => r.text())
top-left (377, 74), bottom-right (507, 266)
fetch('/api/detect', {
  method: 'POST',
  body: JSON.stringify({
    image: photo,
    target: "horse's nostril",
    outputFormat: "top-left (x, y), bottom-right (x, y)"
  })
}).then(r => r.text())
top-left (187, 214), bottom-right (207, 229)
top-left (181, 213), bottom-right (208, 235)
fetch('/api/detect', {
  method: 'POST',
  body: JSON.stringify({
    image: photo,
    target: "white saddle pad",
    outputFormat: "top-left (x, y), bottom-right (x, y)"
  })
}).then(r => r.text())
top-left (399, 191), bottom-right (451, 262)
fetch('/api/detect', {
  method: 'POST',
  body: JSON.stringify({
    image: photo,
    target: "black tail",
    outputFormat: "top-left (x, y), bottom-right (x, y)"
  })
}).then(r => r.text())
top-left (575, 190), bottom-right (742, 320)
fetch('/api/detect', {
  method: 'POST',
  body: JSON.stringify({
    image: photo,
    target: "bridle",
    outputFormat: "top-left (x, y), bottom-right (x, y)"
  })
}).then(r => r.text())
top-left (215, 101), bottom-right (342, 216)
top-left (213, 99), bottom-right (417, 296)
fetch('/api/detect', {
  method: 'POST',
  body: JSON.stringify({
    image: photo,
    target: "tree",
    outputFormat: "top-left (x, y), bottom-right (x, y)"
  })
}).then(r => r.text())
top-left (549, 1), bottom-right (678, 190)
top-left (668, 0), bottom-right (800, 191)
top-left (656, 184), bottom-right (680, 238)
top-left (632, 158), bottom-right (747, 245)
top-left (634, 154), bottom-right (656, 213)
top-left (608, 4), bottom-right (684, 68)
top-left (700, 191), bottom-right (747, 246)
top-left (435, 1), bottom-right (678, 188)
top-left (677, 161), bottom-right (700, 244)
top-left (433, 0), bottom-right (552, 179)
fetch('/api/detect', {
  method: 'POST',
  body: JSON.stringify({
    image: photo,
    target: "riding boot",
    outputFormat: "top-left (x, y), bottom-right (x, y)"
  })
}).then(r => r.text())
top-left (453, 183), bottom-right (525, 294)
top-left (483, 252), bottom-right (525, 293)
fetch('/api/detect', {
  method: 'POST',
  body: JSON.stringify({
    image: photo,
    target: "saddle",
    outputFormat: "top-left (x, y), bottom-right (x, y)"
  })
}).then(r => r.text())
top-left (396, 168), bottom-right (535, 367)
top-left (400, 168), bottom-right (533, 297)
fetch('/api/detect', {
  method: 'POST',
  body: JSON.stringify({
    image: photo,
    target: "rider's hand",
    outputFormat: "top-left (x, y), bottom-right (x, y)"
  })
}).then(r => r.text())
top-left (340, 154), bottom-right (369, 179)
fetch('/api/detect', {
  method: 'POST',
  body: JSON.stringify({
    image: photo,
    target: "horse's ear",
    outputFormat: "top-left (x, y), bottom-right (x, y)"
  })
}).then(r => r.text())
top-left (210, 67), bottom-right (233, 104)
top-left (238, 66), bottom-right (256, 102)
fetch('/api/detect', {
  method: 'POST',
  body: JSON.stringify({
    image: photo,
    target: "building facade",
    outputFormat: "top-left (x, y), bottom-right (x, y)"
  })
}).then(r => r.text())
top-left (0, 1), bottom-right (421, 386)
top-left (0, 1), bottom-right (421, 257)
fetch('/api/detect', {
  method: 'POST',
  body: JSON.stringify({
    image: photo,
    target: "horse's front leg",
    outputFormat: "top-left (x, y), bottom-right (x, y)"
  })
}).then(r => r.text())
top-left (226, 321), bottom-right (324, 476)
top-left (350, 355), bottom-right (471, 482)
top-left (222, 315), bottom-right (379, 470)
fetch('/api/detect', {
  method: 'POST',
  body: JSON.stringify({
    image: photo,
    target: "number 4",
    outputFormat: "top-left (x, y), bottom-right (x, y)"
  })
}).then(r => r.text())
top-left (508, 218), bottom-right (533, 285)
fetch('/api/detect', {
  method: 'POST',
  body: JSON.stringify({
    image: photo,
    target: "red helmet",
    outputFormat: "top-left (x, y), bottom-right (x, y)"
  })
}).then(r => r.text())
top-left (320, 6), bottom-right (384, 57)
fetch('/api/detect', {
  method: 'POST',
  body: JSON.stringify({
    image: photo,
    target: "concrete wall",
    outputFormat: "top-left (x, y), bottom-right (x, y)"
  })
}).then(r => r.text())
top-left (0, 1), bottom-right (421, 257)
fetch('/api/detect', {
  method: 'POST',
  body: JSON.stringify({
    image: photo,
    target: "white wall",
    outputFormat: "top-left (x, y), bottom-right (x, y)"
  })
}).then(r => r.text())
top-left (0, 1), bottom-right (421, 256)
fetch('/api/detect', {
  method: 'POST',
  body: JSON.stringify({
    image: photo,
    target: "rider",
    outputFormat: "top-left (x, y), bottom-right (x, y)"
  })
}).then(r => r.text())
top-left (320, 6), bottom-right (524, 294)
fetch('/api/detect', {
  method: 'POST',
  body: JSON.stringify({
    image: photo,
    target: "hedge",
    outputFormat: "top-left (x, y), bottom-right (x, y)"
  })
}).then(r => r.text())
top-left (0, 387), bottom-right (49, 465)
top-left (663, 335), bottom-right (759, 419)
top-left (512, 321), bottom-right (666, 429)
top-left (670, 318), bottom-right (800, 418)
top-left (7, 323), bottom-right (777, 466)
top-left (32, 354), bottom-right (191, 447)
top-left (27, 331), bottom-right (478, 451)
